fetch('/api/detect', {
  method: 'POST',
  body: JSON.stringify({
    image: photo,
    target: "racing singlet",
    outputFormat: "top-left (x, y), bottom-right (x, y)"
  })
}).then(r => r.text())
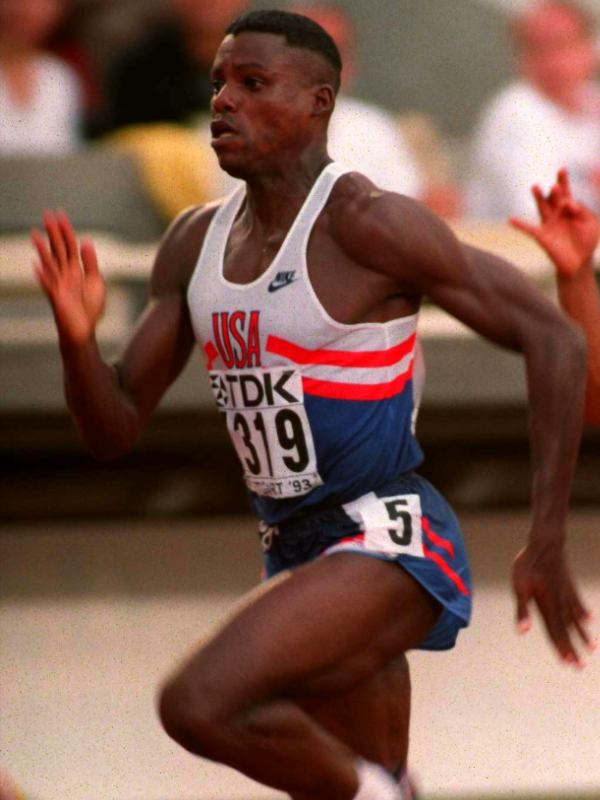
top-left (187, 162), bottom-right (425, 524)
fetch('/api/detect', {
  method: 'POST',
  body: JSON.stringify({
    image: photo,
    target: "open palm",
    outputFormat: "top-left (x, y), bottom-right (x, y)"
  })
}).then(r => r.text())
top-left (32, 210), bottom-right (105, 346)
top-left (510, 168), bottom-right (599, 278)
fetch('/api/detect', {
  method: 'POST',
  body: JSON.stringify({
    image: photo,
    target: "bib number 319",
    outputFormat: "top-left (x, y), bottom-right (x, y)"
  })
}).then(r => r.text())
top-left (209, 366), bottom-right (323, 498)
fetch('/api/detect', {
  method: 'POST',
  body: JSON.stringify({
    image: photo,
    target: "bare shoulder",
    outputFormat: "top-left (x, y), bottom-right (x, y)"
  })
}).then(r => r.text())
top-left (150, 200), bottom-right (223, 295)
top-left (326, 171), bottom-right (463, 284)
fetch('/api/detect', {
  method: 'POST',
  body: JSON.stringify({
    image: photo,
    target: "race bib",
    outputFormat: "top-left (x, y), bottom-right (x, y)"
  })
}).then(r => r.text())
top-left (343, 493), bottom-right (424, 557)
top-left (209, 366), bottom-right (323, 498)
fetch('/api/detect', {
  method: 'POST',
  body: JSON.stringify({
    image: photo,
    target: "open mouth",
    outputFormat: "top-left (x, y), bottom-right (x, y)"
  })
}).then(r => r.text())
top-left (210, 119), bottom-right (238, 141)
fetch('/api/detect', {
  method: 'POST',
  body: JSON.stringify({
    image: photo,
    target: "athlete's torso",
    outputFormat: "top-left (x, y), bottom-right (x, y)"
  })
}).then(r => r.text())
top-left (187, 163), bottom-right (424, 523)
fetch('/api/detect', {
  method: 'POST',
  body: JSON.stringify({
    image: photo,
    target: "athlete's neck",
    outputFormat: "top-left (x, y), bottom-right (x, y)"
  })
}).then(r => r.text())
top-left (243, 150), bottom-right (332, 231)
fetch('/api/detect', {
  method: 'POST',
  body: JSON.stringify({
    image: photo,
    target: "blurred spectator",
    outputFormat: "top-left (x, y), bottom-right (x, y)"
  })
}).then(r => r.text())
top-left (466, 1), bottom-right (600, 221)
top-left (0, 0), bottom-right (83, 154)
top-left (46, 0), bottom-right (107, 138)
top-left (102, 0), bottom-right (249, 134)
top-left (107, 123), bottom-right (216, 221)
top-left (291, 3), bottom-right (424, 199)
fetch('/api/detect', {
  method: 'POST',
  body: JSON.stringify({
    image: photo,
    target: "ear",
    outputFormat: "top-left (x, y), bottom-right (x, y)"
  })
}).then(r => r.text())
top-left (311, 84), bottom-right (336, 118)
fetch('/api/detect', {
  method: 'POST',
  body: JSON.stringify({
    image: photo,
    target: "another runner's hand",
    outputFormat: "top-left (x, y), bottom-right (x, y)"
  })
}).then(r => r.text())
top-left (512, 542), bottom-right (595, 668)
top-left (32, 210), bottom-right (105, 347)
top-left (510, 168), bottom-right (599, 278)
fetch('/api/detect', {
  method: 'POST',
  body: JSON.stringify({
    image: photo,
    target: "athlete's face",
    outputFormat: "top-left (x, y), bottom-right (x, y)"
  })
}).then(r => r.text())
top-left (210, 32), bottom-right (329, 177)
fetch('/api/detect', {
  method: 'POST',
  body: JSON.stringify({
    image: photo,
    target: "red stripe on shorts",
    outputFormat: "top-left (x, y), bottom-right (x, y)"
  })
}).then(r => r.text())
top-left (422, 545), bottom-right (470, 596)
top-left (337, 533), bottom-right (365, 546)
top-left (422, 517), bottom-right (455, 558)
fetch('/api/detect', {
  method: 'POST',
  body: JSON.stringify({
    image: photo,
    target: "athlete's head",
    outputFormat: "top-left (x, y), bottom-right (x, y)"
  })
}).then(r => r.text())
top-left (511, 1), bottom-right (598, 103)
top-left (210, 9), bottom-right (342, 178)
top-left (290, 4), bottom-right (357, 88)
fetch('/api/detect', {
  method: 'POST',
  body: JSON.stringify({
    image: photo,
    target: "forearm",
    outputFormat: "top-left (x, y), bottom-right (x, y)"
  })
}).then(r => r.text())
top-left (60, 336), bottom-right (141, 459)
top-left (458, 244), bottom-right (587, 544)
top-left (557, 260), bottom-right (600, 425)
top-left (523, 320), bottom-right (587, 545)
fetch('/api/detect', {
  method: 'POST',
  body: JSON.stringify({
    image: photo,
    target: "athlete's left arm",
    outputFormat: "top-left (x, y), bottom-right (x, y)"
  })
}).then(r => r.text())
top-left (347, 191), bottom-right (594, 666)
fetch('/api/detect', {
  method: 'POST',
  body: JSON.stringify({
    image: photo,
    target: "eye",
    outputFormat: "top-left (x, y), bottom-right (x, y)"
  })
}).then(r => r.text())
top-left (211, 79), bottom-right (224, 95)
top-left (243, 76), bottom-right (263, 91)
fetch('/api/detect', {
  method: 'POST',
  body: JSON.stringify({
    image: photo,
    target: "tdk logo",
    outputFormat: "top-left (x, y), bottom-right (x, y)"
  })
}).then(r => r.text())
top-left (210, 369), bottom-right (300, 410)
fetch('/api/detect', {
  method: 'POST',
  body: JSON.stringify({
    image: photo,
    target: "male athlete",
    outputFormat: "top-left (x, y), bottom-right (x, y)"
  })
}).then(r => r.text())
top-left (32, 11), bottom-right (594, 800)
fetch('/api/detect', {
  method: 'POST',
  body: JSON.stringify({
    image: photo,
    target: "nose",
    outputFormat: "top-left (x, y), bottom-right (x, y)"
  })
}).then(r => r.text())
top-left (211, 83), bottom-right (237, 115)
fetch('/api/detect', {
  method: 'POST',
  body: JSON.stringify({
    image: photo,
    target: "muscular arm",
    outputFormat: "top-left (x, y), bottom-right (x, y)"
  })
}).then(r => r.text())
top-left (378, 199), bottom-right (585, 539)
top-left (34, 205), bottom-right (214, 459)
top-left (336, 185), bottom-right (590, 663)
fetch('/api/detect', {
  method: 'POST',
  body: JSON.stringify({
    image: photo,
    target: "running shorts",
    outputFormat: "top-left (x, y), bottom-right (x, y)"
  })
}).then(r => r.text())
top-left (259, 472), bottom-right (472, 651)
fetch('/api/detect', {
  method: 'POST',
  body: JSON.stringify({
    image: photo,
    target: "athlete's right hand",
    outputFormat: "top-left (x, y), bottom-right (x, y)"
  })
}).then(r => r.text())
top-left (32, 210), bottom-right (105, 347)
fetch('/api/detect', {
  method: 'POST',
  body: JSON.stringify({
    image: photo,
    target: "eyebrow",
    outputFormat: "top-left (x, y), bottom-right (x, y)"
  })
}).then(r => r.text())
top-left (212, 61), bottom-right (270, 75)
top-left (233, 61), bottom-right (270, 70)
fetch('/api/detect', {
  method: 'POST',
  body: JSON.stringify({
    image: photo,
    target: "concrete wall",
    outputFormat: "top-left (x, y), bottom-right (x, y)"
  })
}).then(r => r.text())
top-left (2, 511), bottom-right (600, 799)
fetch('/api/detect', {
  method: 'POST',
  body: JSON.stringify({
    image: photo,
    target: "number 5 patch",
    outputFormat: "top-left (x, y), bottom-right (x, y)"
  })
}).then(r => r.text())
top-left (343, 493), bottom-right (424, 558)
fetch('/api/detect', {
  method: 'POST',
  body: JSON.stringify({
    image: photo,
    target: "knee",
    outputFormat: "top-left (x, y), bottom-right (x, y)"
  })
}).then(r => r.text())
top-left (157, 674), bottom-right (225, 755)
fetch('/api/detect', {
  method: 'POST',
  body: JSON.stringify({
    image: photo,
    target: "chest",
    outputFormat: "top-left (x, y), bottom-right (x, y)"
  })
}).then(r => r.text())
top-left (221, 216), bottom-right (413, 325)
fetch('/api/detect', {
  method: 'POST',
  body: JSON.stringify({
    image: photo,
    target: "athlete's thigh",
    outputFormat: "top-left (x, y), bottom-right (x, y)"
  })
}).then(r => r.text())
top-left (298, 655), bottom-right (411, 771)
top-left (173, 552), bottom-right (438, 716)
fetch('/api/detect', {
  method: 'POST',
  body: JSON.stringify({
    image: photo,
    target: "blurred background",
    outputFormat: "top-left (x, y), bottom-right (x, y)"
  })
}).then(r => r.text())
top-left (1, 0), bottom-right (600, 798)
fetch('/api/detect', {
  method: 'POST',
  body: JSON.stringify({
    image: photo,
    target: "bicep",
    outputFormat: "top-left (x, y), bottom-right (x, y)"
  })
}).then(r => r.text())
top-left (425, 242), bottom-right (566, 351)
top-left (386, 201), bottom-right (564, 349)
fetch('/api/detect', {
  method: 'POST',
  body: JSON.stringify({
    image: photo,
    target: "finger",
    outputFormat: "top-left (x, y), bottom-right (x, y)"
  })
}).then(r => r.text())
top-left (547, 184), bottom-right (562, 209)
top-left (31, 228), bottom-right (58, 279)
top-left (570, 611), bottom-right (594, 651)
top-left (569, 593), bottom-right (596, 652)
top-left (80, 237), bottom-right (99, 276)
top-left (563, 198), bottom-right (584, 217)
top-left (558, 167), bottom-right (572, 198)
top-left (43, 210), bottom-right (68, 267)
top-left (509, 217), bottom-right (542, 241)
top-left (539, 595), bottom-right (583, 667)
top-left (570, 589), bottom-right (592, 622)
top-left (532, 184), bottom-right (551, 222)
top-left (56, 209), bottom-right (80, 265)
top-left (515, 589), bottom-right (532, 634)
top-left (32, 258), bottom-right (52, 294)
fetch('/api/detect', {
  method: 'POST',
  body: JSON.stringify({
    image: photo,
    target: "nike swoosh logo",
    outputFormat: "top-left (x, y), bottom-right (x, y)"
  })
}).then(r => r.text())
top-left (268, 276), bottom-right (298, 292)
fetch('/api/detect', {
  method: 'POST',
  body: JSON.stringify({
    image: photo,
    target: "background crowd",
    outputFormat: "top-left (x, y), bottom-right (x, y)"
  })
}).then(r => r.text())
top-left (2, 3), bottom-right (600, 799)
top-left (3, 0), bottom-right (600, 223)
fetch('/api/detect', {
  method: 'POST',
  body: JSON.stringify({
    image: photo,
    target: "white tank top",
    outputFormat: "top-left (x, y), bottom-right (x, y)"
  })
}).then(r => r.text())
top-left (187, 162), bottom-right (424, 524)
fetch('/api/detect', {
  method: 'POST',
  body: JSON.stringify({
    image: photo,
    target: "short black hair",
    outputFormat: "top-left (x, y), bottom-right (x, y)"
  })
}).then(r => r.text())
top-left (226, 9), bottom-right (342, 91)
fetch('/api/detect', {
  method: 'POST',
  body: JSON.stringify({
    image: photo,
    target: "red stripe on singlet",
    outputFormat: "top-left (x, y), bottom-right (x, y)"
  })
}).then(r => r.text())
top-left (266, 333), bottom-right (416, 368)
top-left (302, 361), bottom-right (415, 400)
top-left (204, 341), bottom-right (219, 370)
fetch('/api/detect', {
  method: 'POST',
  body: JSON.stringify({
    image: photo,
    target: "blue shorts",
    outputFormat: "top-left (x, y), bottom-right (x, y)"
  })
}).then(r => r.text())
top-left (259, 472), bottom-right (472, 651)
